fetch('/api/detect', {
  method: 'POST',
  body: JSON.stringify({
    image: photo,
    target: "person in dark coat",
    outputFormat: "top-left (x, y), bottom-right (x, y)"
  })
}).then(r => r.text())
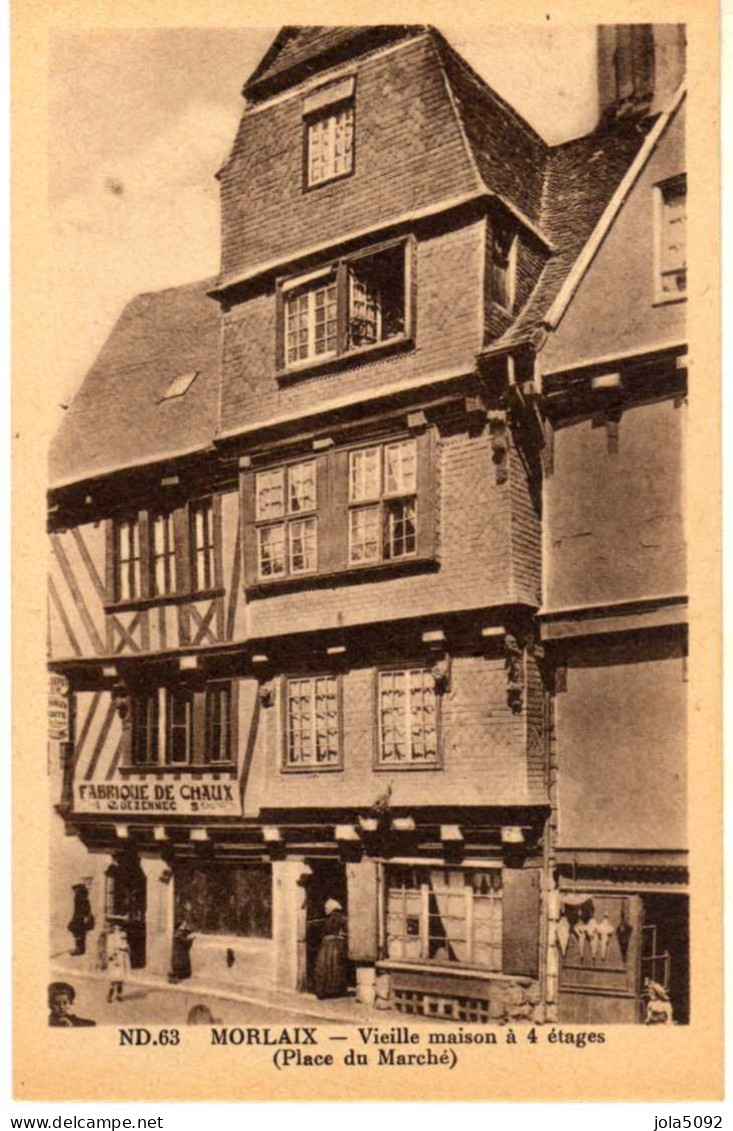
top-left (314, 899), bottom-right (349, 1000)
top-left (168, 917), bottom-right (195, 984)
top-left (48, 982), bottom-right (96, 1027)
top-left (67, 884), bottom-right (94, 956)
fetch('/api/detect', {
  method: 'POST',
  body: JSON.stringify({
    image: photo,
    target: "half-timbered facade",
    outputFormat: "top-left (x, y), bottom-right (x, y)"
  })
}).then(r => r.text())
top-left (48, 24), bottom-right (687, 1023)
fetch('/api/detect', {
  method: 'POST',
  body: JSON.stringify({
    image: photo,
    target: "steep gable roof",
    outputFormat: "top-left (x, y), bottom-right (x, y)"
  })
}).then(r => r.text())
top-left (243, 25), bottom-right (427, 102)
top-left (49, 279), bottom-right (220, 489)
top-left (489, 116), bottom-right (656, 349)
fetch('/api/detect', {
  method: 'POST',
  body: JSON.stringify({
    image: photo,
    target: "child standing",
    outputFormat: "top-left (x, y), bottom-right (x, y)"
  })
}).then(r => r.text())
top-left (105, 917), bottom-right (130, 1003)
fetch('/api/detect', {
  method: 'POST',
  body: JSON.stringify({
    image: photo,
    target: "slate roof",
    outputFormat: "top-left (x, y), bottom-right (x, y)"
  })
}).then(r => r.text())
top-left (243, 26), bottom-right (426, 102)
top-left (48, 278), bottom-right (220, 489)
top-left (49, 28), bottom-right (662, 489)
top-left (491, 116), bottom-right (655, 349)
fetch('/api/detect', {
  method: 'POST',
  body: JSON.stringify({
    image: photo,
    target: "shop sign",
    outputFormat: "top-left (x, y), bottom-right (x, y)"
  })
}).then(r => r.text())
top-left (73, 778), bottom-right (242, 816)
top-left (48, 673), bottom-right (70, 741)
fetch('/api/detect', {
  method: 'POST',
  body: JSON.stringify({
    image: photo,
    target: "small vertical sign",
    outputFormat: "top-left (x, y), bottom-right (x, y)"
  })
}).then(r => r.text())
top-left (48, 672), bottom-right (70, 742)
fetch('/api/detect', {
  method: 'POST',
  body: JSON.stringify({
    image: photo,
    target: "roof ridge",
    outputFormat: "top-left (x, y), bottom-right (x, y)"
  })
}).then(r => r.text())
top-left (430, 29), bottom-right (548, 150)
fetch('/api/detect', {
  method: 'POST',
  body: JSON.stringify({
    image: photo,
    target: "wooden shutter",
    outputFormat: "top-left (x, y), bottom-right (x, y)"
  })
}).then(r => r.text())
top-left (502, 863), bottom-right (540, 978)
top-left (138, 510), bottom-right (151, 598)
top-left (336, 259), bottom-right (349, 356)
top-left (324, 447), bottom-right (350, 574)
top-left (192, 688), bottom-right (207, 765)
top-left (105, 520), bottom-right (116, 600)
top-left (173, 505), bottom-right (192, 595)
top-left (416, 425), bottom-right (438, 560)
top-left (212, 493), bottom-right (224, 589)
top-left (240, 470), bottom-right (259, 589)
top-left (406, 236), bottom-right (418, 341)
top-left (313, 452), bottom-right (334, 574)
top-left (346, 860), bottom-right (378, 961)
top-left (275, 284), bottom-right (285, 372)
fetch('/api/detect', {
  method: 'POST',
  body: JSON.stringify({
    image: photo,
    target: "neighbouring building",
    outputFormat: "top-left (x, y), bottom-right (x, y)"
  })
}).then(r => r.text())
top-left (48, 23), bottom-right (687, 1024)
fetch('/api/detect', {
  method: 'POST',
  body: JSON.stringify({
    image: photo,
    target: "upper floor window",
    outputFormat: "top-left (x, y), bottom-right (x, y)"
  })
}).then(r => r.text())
top-left (191, 499), bottom-right (216, 592)
top-left (655, 174), bottom-right (687, 302)
top-left (306, 103), bottom-right (354, 188)
top-left (152, 512), bottom-right (177, 597)
top-left (256, 461), bottom-right (317, 579)
top-left (349, 439), bottom-right (417, 565)
top-left (114, 517), bottom-right (141, 602)
top-left (126, 681), bottom-right (233, 769)
top-left (284, 675), bottom-right (341, 771)
top-left (285, 271), bottom-right (337, 366)
top-left (278, 239), bottom-right (412, 374)
top-left (377, 666), bottom-right (438, 767)
top-left (166, 687), bottom-right (194, 765)
top-left (492, 224), bottom-right (517, 312)
top-left (131, 689), bottom-right (159, 766)
top-left (205, 682), bottom-right (232, 764)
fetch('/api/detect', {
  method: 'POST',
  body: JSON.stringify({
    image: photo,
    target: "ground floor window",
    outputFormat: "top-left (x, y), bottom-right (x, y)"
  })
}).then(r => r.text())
top-left (387, 866), bottom-right (502, 970)
top-left (174, 865), bottom-right (272, 938)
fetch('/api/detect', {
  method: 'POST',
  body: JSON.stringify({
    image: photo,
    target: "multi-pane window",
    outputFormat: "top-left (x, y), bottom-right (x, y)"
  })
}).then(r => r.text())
top-left (151, 512), bottom-right (177, 597)
top-left (285, 277), bottom-right (338, 366)
top-left (280, 243), bottom-right (408, 371)
top-left (256, 461), bottom-right (317, 579)
top-left (387, 867), bottom-right (503, 970)
top-left (114, 517), bottom-right (141, 601)
top-left (205, 683), bottom-right (232, 764)
top-left (657, 175), bottom-right (687, 299)
top-left (492, 225), bottom-right (517, 311)
top-left (377, 667), bottom-right (438, 765)
top-left (131, 690), bottom-right (159, 766)
top-left (165, 688), bottom-right (193, 765)
top-left (191, 498), bottom-right (215, 592)
top-left (307, 104), bottom-right (354, 187)
top-left (285, 676), bottom-right (340, 769)
top-left (349, 440), bottom-right (417, 565)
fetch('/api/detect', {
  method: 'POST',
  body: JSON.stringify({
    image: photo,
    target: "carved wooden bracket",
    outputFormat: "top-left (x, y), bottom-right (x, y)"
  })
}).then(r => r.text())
top-left (111, 680), bottom-right (130, 721)
top-left (488, 410), bottom-right (509, 484)
top-left (430, 654), bottom-right (451, 694)
top-left (504, 633), bottom-right (524, 714)
top-left (258, 680), bottom-right (275, 708)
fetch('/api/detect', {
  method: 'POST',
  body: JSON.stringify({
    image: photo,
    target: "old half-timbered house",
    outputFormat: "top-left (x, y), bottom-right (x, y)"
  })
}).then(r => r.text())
top-left (48, 23), bottom-right (687, 1023)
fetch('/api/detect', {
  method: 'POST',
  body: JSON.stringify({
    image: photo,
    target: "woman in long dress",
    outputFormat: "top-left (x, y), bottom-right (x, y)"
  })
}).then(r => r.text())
top-left (105, 919), bottom-right (130, 1003)
top-left (314, 899), bottom-right (349, 999)
top-left (168, 918), bottom-right (195, 983)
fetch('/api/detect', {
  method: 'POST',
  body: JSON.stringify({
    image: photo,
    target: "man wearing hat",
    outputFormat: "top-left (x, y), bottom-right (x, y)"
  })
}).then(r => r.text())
top-left (48, 982), bottom-right (96, 1027)
top-left (67, 883), bottom-right (95, 957)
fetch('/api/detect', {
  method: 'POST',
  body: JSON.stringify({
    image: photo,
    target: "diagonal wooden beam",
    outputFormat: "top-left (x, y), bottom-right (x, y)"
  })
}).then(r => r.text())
top-left (71, 527), bottom-right (106, 601)
top-left (50, 533), bottom-right (105, 655)
top-left (48, 574), bottom-right (82, 658)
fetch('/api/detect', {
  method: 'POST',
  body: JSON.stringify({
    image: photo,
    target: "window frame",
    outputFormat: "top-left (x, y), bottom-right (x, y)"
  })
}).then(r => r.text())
top-left (653, 173), bottom-right (687, 305)
top-left (374, 663), bottom-right (442, 771)
top-left (348, 439), bottom-right (418, 568)
top-left (276, 236), bottom-right (415, 377)
top-left (164, 686), bottom-right (194, 766)
top-left (204, 681), bottom-right (234, 766)
top-left (385, 864), bottom-right (503, 972)
top-left (255, 459), bottom-right (319, 582)
top-left (491, 225), bottom-right (518, 313)
top-left (130, 688), bottom-right (160, 767)
top-left (151, 510), bottom-right (178, 598)
top-left (281, 672), bottom-right (343, 773)
top-left (113, 515), bottom-right (142, 603)
top-left (303, 97), bottom-right (355, 191)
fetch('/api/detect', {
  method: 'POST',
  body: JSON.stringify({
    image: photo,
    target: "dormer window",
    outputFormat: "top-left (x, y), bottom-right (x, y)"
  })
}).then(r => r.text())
top-left (492, 224), bottom-right (517, 312)
top-left (303, 77), bottom-right (355, 189)
top-left (277, 238), bottom-right (413, 375)
top-left (655, 174), bottom-right (687, 303)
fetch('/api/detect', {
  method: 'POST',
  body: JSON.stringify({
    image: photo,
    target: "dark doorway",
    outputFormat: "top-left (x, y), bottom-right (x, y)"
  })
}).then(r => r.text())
top-left (640, 893), bottom-right (689, 1024)
top-left (106, 854), bottom-right (147, 969)
top-left (304, 860), bottom-right (350, 994)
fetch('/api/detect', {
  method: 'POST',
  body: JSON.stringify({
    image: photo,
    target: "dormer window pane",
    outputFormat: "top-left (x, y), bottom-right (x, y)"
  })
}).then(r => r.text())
top-left (307, 104), bottom-right (354, 187)
top-left (658, 176), bottom-right (687, 297)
